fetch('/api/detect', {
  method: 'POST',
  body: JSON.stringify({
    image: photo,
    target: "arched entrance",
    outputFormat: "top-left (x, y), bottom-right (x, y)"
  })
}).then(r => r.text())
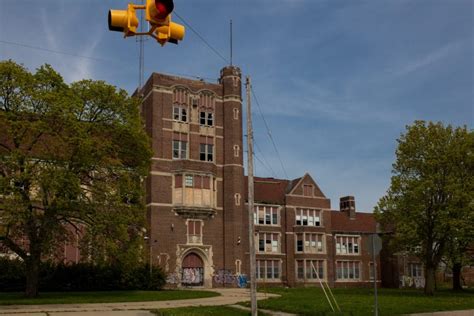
top-left (181, 252), bottom-right (204, 286)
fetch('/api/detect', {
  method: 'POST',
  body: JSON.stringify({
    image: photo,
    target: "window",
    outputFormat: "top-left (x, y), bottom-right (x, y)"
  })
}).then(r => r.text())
top-left (369, 262), bottom-right (375, 280)
top-left (233, 145), bottom-right (240, 157)
top-left (295, 209), bottom-right (321, 226)
top-left (233, 108), bottom-right (239, 120)
top-left (199, 144), bottom-right (213, 162)
top-left (256, 260), bottom-right (280, 280)
top-left (335, 235), bottom-right (360, 255)
top-left (296, 260), bottom-right (325, 280)
top-left (187, 220), bottom-right (202, 244)
top-left (185, 175), bottom-right (193, 187)
top-left (254, 206), bottom-right (279, 226)
top-left (303, 184), bottom-right (313, 196)
top-left (234, 193), bottom-right (241, 206)
top-left (173, 105), bottom-right (187, 122)
top-left (173, 140), bottom-right (187, 159)
top-left (296, 233), bottom-right (324, 253)
top-left (199, 111), bottom-right (213, 126)
top-left (409, 263), bottom-right (422, 277)
top-left (336, 261), bottom-right (360, 281)
top-left (258, 233), bottom-right (279, 253)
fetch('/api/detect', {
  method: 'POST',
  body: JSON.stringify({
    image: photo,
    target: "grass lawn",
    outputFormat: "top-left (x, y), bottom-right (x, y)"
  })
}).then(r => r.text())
top-left (0, 290), bottom-right (219, 305)
top-left (152, 306), bottom-right (271, 316)
top-left (243, 287), bottom-right (474, 316)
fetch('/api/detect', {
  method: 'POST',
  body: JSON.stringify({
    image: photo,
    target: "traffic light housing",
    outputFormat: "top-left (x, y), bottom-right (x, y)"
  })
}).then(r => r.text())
top-left (146, 0), bottom-right (184, 46)
top-left (108, 4), bottom-right (139, 37)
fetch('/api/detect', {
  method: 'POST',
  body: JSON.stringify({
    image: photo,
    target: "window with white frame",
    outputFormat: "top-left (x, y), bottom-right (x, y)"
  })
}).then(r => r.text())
top-left (336, 261), bottom-right (360, 281)
top-left (173, 140), bottom-right (187, 159)
top-left (199, 144), bottom-right (213, 162)
top-left (409, 263), bottom-right (422, 277)
top-left (173, 105), bottom-right (187, 122)
top-left (335, 235), bottom-right (360, 255)
top-left (296, 260), bottom-right (325, 280)
top-left (199, 111), bottom-right (213, 126)
top-left (295, 209), bottom-right (321, 226)
top-left (258, 233), bottom-right (279, 253)
top-left (254, 206), bottom-right (279, 226)
top-left (256, 260), bottom-right (280, 280)
top-left (295, 233), bottom-right (324, 253)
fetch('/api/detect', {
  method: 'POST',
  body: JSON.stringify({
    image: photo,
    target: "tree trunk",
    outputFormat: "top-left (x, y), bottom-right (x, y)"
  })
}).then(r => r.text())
top-left (25, 256), bottom-right (40, 298)
top-left (452, 262), bottom-right (463, 291)
top-left (424, 265), bottom-right (436, 296)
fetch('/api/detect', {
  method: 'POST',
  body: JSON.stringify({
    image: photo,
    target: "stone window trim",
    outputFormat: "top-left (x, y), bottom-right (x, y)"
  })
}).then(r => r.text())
top-left (295, 208), bottom-right (322, 227)
top-left (233, 145), bottom-right (240, 157)
top-left (173, 105), bottom-right (188, 123)
top-left (296, 259), bottom-right (326, 281)
top-left (256, 259), bottom-right (281, 281)
top-left (335, 235), bottom-right (360, 255)
top-left (235, 259), bottom-right (242, 275)
top-left (233, 108), bottom-right (239, 120)
top-left (336, 260), bottom-right (361, 281)
top-left (257, 232), bottom-right (281, 254)
top-left (295, 232), bottom-right (325, 254)
top-left (199, 111), bottom-right (214, 127)
top-left (253, 205), bottom-right (280, 226)
top-left (186, 219), bottom-right (203, 245)
top-left (234, 193), bottom-right (241, 206)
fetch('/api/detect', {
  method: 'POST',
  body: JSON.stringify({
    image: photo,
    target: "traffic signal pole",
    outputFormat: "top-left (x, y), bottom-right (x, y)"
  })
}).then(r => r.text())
top-left (246, 76), bottom-right (258, 316)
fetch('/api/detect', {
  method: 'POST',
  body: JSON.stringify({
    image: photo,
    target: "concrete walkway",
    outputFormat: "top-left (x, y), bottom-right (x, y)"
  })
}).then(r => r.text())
top-left (408, 310), bottom-right (474, 316)
top-left (0, 289), bottom-right (278, 316)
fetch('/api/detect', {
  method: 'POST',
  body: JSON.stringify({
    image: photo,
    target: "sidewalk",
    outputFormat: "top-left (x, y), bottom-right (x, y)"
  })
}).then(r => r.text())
top-left (408, 310), bottom-right (474, 316)
top-left (0, 289), bottom-right (278, 316)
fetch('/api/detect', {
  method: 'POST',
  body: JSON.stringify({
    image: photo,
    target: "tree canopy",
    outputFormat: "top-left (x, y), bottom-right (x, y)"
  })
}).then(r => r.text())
top-left (0, 60), bottom-right (152, 296)
top-left (375, 121), bottom-right (474, 295)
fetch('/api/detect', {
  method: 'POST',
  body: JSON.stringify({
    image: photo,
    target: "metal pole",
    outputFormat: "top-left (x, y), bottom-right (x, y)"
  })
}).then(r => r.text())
top-left (230, 19), bottom-right (233, 66)
top-left (372, 234), bottom-right (379, 316)
top-left (246, 76), bottom-right (258, 316)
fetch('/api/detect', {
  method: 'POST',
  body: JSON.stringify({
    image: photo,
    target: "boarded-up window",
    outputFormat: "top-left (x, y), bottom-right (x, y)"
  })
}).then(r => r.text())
top-left (203, 176), bottom-right (210, 189)
top-left (175, 175), bottom-right (183, 188)
top-left (187, 220), bottom-right (202, 235)
top-left (303, 184), bottom-right (313, 196)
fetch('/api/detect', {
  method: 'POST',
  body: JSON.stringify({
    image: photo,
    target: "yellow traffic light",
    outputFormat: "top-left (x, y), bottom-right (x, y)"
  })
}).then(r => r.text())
top-left (154, 17), bottom-right (185, 46)
top-left (108, 4), bottom-right (139, 37)
top-left (107, 0), bottom-right (185, 45)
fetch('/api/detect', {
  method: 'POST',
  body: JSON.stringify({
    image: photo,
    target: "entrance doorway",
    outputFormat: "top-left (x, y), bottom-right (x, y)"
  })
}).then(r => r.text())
top-left (181, 252), bottom-right (204, 286)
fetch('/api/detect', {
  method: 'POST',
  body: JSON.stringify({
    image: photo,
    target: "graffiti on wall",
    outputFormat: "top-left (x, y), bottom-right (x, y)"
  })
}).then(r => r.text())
top-left (237, 274), bottom-right (248, 288)
top-left (212, 269), bottom-right (248, 288)
top-left (182, 267), bottom-right (204, 286)
top-left (166, 272), bottom-right (179, 284)
top-left (400, 276), bottom-right (425, 288)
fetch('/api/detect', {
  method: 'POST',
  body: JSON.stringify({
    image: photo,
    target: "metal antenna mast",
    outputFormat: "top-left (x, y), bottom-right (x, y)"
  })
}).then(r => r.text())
top-left (230, 19), bottom-right (233, 66)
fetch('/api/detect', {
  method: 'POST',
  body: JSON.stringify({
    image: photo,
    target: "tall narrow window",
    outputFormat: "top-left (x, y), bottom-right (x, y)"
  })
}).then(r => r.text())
top-left (233, 108), bottom-right (239, 120)
top-left (199, 144), bottom-right (213, 162)
top-left (187, 220), bottom-right (202, 244)
top-left (233, 145), bottom-right (240, 157)
top-left (303, 184), bottom-right (313, 196)
top-left (199, 111), bottom-right (214, 126)
top-left (173, 105), bottom-right (187, 122)
top-left (173, 140), bottom-right (187, 159)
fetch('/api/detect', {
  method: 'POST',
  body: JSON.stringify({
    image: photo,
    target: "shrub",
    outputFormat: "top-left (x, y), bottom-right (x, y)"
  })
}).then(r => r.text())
top-left (0, 258), bottom-right (165, 292)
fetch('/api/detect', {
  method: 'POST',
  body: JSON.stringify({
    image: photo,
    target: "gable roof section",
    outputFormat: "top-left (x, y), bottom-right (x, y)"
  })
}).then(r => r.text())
top-left (331, 211), bottom-right (377, 234)
top-left (244, 176), bottom-right (289, 205)
top-left (287, 172), bottom-right (326, 198)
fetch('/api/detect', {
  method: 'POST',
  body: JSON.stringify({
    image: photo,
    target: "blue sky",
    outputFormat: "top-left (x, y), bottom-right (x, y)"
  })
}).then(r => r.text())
top-left (1, 0), bottom-right (473, 212)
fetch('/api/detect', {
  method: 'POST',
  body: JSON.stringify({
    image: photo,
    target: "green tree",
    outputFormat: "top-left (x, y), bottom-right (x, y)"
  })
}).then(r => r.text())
top-left (375, 121), bottom-right (474, 295)
top-left (0, 60), bottom-right (152, 297)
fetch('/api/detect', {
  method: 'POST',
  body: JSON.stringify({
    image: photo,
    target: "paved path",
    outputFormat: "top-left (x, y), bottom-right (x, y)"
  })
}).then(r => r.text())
top-left (408, 310), bottom-right (474, 316)
top-left (0, 289), bottom-right (279, 316)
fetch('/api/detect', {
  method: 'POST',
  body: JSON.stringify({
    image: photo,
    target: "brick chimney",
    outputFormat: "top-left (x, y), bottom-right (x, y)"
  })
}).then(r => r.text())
top-left (340, 196), bottom-right (356, 219)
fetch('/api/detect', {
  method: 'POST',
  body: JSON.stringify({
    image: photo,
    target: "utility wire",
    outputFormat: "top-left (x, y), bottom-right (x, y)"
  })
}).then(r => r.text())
top-left (254, 139), bottom-right (277, 178)
top-left (0, 40), bottom-right (109, 62)
top-left (173, 11), bottom-right (230, 64)
top-left (251, 86), bottom-right (289, 179)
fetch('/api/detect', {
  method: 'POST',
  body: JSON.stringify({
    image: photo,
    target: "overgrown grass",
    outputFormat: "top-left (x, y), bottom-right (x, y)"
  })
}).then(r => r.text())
top-left (0, 290), bottom-right (219, 305)
top-left (152, 306), bottom-right (255, 316)
top-left (243, 287), bottom-right (474, 316)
